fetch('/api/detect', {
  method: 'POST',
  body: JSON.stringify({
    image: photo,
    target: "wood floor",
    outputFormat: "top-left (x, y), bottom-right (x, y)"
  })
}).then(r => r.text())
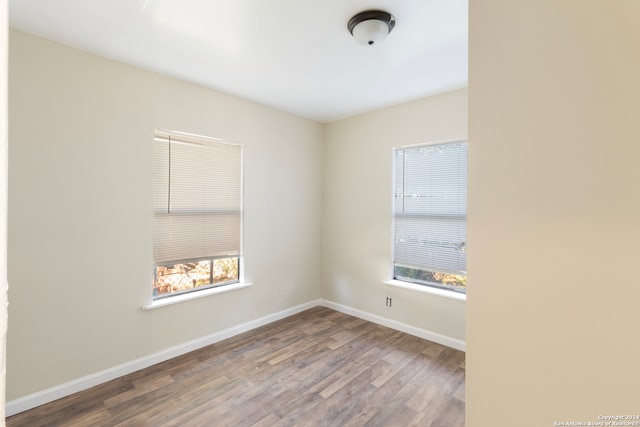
top-left (6, 307), bottom-right (465, 427)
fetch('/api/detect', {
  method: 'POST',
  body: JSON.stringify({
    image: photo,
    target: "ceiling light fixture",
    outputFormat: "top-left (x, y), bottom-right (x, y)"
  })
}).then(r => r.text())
top-left (348, 10), bottom-right (395, 46)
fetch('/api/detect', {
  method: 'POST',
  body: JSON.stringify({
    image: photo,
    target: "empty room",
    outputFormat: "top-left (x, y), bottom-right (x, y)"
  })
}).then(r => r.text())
top-left (2, 1), bottom-right (639, 426)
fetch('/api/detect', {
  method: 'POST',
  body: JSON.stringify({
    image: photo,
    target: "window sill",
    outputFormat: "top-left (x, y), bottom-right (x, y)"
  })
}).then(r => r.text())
top-left (142, 282), bottom-right (253, 310)
top-left (383, 279), bottom-right (466, 301)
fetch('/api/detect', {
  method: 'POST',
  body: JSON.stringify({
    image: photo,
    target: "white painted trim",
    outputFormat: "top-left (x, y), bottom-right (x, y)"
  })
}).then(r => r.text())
top-left (319, 299), bottom-right (466, 352)
top-left (383, 279), bottom-right (466, 301)
top-left (5, 299), bottom-right (320, 417)
top-left (142, 282), bottom-right (253, 310)
top-left (6, 297), bottom-right (465, 416)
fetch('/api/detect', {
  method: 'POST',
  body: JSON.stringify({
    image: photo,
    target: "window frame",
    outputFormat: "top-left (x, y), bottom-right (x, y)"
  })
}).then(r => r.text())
top-left (391, 138), bottom-right (468, 295)
top-left (151, 129), bottom-right (244, 301)
top-left (152, 255), bottom-right (241, 300)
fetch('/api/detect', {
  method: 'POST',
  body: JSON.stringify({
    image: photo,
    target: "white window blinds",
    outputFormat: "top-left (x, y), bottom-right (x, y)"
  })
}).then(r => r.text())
top-left (393, 140), bottom-right (467, 275)
top-left (153, 130), bottom-right (242, 264)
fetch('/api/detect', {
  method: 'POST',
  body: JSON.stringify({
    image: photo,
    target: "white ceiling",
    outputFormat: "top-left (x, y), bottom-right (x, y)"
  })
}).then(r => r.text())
top-left (9, 0), bottom-right (468, 123)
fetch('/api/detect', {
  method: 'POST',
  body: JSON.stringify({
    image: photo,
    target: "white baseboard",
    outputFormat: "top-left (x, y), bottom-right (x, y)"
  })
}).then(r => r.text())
top-left (6, 298), bottom-right (464, 416)
top-left (319, 299), bottom-right (466, 352)
top-left (5, 300), bottom-right (321, 417)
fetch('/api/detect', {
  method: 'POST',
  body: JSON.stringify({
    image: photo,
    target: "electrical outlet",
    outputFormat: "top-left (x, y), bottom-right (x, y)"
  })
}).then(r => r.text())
top-left (385, 297), bottom-right (392, 307)
top-left (279, 285), bottom-right (285, 297)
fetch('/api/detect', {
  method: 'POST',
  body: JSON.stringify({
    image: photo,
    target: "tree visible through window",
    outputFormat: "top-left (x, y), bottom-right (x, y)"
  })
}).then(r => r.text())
top-left (152, 130), bottom-right (242, 299)
top-left (153, 258), bottom-right (239, 297)
top-left (392, 140), bottom-right (467, 293)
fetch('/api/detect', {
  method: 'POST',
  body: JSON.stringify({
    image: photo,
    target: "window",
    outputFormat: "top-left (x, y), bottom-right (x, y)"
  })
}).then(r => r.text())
top-left (392, 140), bottom-right (467, 293)
top-left (152, 130), bottom-right (242, 299)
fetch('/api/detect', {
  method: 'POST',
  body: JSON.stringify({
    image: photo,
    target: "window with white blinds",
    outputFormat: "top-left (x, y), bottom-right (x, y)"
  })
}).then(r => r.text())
top-left (393, 140), bottom-right (467, 293)
top-left (152, 130), bottom-right (242, 298)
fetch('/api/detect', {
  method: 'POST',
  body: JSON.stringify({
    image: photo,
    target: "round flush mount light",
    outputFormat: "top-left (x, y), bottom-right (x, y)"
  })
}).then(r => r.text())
top-left (348, 10), bottom-right (395, 46)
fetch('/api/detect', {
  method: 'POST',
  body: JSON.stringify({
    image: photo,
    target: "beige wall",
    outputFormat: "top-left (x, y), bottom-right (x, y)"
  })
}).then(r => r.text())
top-left (322, 89), bottom-right (467, 343)
top-left (1, 0), bottom-right (8, 419)
top-left (7, 30), bottom-right (323, 400)
top-left (468, 1), bottom-right (640, 425)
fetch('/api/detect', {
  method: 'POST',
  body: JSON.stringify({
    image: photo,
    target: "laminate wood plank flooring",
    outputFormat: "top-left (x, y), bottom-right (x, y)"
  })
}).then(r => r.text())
top-left (6, 306), bottom-right (465, 427)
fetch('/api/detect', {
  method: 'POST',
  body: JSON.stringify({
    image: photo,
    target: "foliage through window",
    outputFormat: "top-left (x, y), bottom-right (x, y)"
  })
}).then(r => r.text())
top-left (152, 130), bottom-right (242, 299)
top-left (153, 257), bottom-right (239, 297)
top-left (393, 140), bottom-right (467, 293)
